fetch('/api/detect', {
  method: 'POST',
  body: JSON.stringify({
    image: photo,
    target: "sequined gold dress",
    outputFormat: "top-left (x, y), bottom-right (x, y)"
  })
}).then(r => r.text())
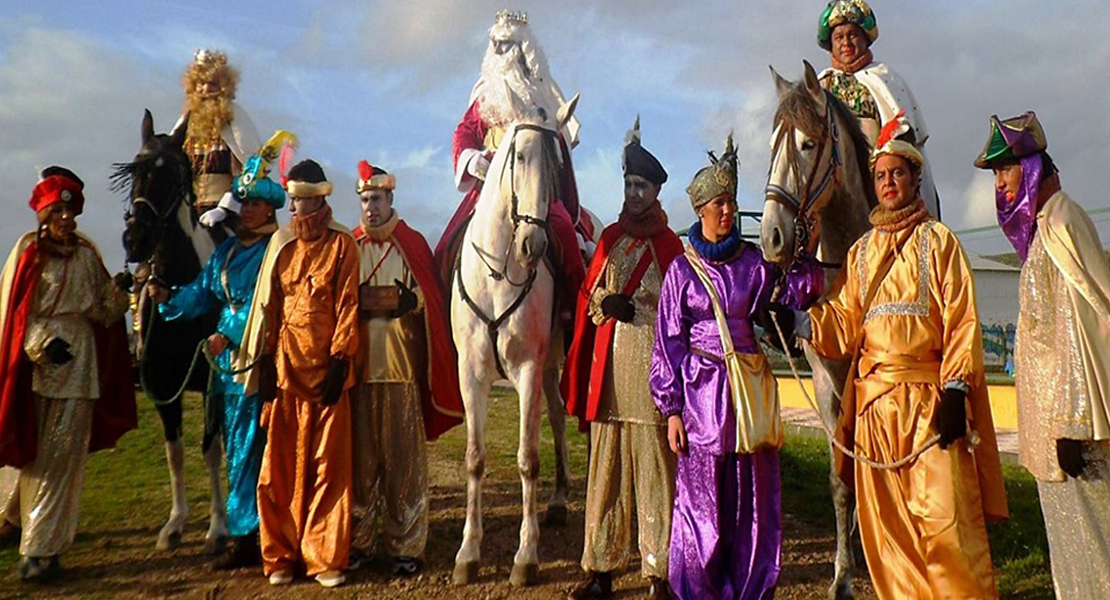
top-left (351, 213), bottom-right (429, 560)
top-left (1015, 191), bottom-right (1110, 598)
top-left (18, 244), bottom-right (128, 558)
top-left (808, 218), bottom-right (1008, 600)
top-left (579, 231), bottom-right (676, 580)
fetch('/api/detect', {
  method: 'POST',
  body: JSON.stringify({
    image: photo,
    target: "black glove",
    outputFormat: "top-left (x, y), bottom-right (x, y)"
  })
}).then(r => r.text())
top-left (392, 279), bottom-right (418, 318)
top-left (600, 294), bottom-right (635, 323)
top-left (113, 270), bottom-right (134, 292)
top-left (258, 355), bottom-right (277, 403)
top-left (1057, 438), bottom-right (1088, 478)
top-left (933, 388), bottom-right (968, 450)
top-left (321, 356), bottom-right (349, 406)
top-left (44, 338), bottom-right (74, 365)
top-left (754, 303), bottom-right (801, 357)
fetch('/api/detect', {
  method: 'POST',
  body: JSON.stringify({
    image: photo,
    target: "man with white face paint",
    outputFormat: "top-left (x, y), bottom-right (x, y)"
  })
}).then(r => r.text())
top-left (435, 9), bottom-right (587, 313)
top-left (348, 161), bottom-right (463, 576)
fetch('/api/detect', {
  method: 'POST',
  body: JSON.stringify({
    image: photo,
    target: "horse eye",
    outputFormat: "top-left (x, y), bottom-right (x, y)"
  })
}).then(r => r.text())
top-left (517, 152), bottom-right (525, 162)
top-left (801, 140), bottom-right (817, 151)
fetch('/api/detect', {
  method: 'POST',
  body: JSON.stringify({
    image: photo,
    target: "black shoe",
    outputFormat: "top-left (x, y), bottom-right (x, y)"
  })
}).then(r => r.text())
top-left (348, 549), bottom-right (372, 571)
top-left (647, 576), bottom-right (672, 600)
top-left (211, 535), bottom-right (261, 570)
top-left (568, 570), bottom-right (613, 599)
top-left (390, 555), bottom-right (420, 576)
top-left (0, 521), bottom-right (20, 548)
top-left (40, 556), bottom-right (62, 582)
top-left (19, 556), bottom-right (59, 582)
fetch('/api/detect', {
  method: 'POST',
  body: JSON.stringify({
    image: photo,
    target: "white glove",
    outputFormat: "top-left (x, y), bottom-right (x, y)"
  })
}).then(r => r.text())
top-left (468, 153), bottom-right (491, 181)
top-left (199, 207), bottom-right (229, 227)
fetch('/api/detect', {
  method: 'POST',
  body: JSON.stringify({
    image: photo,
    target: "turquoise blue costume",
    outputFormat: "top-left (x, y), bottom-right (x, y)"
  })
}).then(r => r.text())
top-left (159, 235), bottom-right (269, 536)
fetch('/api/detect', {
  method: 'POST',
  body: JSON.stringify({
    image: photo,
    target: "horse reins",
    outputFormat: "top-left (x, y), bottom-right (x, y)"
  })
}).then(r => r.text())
top-left (458, 122), bottom-right (559, 379)
top-left (764, 96), bottom-right (843, 268)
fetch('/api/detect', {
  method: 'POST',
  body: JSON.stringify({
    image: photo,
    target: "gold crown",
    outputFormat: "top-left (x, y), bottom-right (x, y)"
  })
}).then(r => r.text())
top-left (193, 48), bottom-right (227, 67)
top-left (494, 10), bottom-right (528, 27)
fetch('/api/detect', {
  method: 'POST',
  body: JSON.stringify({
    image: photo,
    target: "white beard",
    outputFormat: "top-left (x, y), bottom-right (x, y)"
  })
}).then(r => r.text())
top-left (478, 47), bottom-right (540, 126)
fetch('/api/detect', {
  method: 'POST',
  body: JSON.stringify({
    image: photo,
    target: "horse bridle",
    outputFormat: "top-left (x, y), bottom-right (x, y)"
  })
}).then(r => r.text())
top-left (470, 122), bottom-right (559, 286)
top-left (764, 100), bottom-right (842, 262)
top-left (125, 154), bottom-right (191, 286)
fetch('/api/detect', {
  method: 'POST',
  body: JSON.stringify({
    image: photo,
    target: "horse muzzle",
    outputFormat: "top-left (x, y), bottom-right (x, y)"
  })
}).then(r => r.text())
top-left (515, 224), bottom-right (548, 270)
top-left (760, 196), bottom-right (797, 266)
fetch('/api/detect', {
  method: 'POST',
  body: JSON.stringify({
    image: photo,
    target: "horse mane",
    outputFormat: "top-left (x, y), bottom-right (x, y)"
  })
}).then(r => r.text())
top-left (110, 135), bottom-right (195, 217)
top-left (773, 82), bottom-right (877, 209)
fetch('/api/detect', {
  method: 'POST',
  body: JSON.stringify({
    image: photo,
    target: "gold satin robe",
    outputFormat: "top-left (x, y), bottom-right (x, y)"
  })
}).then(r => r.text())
top-left (351, 227), bottom-right (430, 558)
top-left (580, 234), bottom-right (675, 579)
top-left (257, 227), bottom-right (360, 577)
top-left (809, 219), bottom-right (1007, 600)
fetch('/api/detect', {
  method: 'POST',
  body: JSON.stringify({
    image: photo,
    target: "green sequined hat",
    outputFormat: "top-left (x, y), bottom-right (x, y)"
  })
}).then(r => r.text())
top-left (818, 0), bottom-right (878, 51)
top-left (687, 133), bottom-right (738, 210)
top-left (973, 111), bottom-right (1048, 169)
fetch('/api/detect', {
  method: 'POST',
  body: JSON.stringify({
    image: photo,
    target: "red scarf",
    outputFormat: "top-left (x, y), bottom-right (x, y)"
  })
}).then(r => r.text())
top-left (617, 201), bottom-right (669, 240)
top-left (831, 48), bottom-right (874, 74)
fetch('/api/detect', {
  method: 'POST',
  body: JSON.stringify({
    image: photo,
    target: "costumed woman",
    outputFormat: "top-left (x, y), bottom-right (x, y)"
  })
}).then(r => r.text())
top-left (816, 0), bottom-right (940, 217)
top-left (975, 111), bottom-right (1110, 598)
top-left (0, 168), bottom-right (136, 581)
top-left (349, 160), bottom-right (464, 575)
top-left (650, 136), bottom-right (823, 600)
top-left (147, 135), bottom-right (293, 569)
top-left (563, 119), bottom-right (683, 600)
top-left (798, 119), bottom-right (1009, 599)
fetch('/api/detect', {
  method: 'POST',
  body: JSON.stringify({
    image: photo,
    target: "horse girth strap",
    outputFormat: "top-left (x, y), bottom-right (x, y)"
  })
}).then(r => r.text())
top-left (455, 253), bottom-right (538, 380)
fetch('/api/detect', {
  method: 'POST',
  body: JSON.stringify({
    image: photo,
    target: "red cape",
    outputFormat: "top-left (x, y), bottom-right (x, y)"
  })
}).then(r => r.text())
top-left (355, 220), bottom-right (465, 441)
top-left (561, 223), bottom-right (683, 430)
top-left (0, 236), bottom-right (137, 468)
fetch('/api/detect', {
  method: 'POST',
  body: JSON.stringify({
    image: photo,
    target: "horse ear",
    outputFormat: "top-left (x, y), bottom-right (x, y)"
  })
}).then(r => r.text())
top-left (557, 93), bottom-right (580, 132)
top-left (169, 113), bottom-right (190, 149)
top-left (770, 66), bottom-right (792, 99)
top-left (142, 109), bottom-right (154, 145)
top-left (802, 60), bottom-right (826, 112)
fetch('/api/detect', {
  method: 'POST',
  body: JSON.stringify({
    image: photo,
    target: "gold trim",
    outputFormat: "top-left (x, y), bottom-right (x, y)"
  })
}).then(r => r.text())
top-left (285, 180), bottom-right (333, 197)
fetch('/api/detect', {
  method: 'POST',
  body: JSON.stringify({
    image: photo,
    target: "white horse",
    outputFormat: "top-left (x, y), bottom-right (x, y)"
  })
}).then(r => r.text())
top-left (451, 93), bottom-right (579, 587)
top-left (761, 61), bottom-right (876, 600)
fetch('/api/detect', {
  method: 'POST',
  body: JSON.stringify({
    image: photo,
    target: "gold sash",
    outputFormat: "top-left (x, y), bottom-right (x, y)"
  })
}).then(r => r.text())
top-left (685, 247), bottom-right (784, 453)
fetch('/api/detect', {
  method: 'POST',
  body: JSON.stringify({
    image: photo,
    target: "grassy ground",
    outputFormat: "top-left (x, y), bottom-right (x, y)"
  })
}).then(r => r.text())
top-left (0, 390), bottom-right (1053, 599)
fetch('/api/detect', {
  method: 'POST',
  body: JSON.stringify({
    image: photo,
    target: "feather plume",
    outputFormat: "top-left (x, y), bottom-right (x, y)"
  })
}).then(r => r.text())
top-left (624, 115), bottom-right (641, 147)
top-left (258, 130), bottom-right (298, 164)
top-left (875, 109), bottom-right (907, 150)
top-left (358, 160), bottom-right (373, 183)
top-left (277, 143), bottom-right (297, 187)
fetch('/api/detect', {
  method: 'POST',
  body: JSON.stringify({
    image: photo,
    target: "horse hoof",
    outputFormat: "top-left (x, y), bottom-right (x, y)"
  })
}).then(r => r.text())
top-left (453, 561), bottom-right (479, 585)
top-left (829, 580), bottom-right (855, 600)
top-left (543, 505), bottom-right (568, 527)
top-left (203, 534), bottom-right (229, 555)
top-left (509, 562), bottom-right (538, 587)
top-left (155, 530), bottom-right (182, 551)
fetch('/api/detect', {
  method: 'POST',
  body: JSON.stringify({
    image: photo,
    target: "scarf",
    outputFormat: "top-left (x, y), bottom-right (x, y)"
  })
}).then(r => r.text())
top-left (831, 48), bottom-right (874, 74)
top-left (291, 202), bottom-right (332, 242)
top-left (689, 221), bottom-right (742, 262)
top-left (360, 209), bottom-right (399, 243)
top-left (617, 201), bottom-right (668, 240)
top-left (235, 221), bottom-right (278, 247)
top-left (869, 197), bottom-right (929, 232)
top-left (997, 153), bottom-right (1058, 263)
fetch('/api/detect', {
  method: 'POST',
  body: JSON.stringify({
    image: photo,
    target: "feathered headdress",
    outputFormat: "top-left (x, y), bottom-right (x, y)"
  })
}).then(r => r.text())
top-left (356, 160), bottom-right (396, 193)
top-left (869, 109), bottom-right (922, 170)
top-left (233, 130), bottom-right (297, 207)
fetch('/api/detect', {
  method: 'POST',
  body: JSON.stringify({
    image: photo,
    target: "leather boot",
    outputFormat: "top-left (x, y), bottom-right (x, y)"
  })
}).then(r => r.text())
top-left (568, 570), bottom-right (613, 599)
top-left (211, 535), bottom-right (261, 570)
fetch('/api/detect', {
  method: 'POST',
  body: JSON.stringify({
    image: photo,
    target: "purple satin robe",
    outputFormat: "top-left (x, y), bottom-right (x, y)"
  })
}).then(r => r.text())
top-left (650, 242), bottom-right (822, 600)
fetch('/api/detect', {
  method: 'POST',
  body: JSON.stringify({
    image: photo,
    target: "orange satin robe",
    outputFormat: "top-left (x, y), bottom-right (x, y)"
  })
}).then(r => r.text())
top-left (257, 228), bottom-right (360, 576)
top-left (809, 219), bottom-right (1008, 600)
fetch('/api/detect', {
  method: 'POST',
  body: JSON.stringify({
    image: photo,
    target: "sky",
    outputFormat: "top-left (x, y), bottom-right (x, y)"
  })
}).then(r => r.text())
top-left (3, 0), bottom-right (1110, 270)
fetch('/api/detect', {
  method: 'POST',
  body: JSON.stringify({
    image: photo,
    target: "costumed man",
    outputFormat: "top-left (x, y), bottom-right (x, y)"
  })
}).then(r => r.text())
top-left (975, 111), bottom-right (1110, 598)
top-left (816, 0), bottom-right (941, 218)
top-left (435, 9), bottom-right (587, 312)
top-left (650, 136), bottom-right (824, 600)
top-left (174, 49), bottom-right (262, 231)
top-left (348, 161), bottom-right (464, 575)
top-left (147, 134), bottom-right (294, 570)
top-left (0, 168), bottom-right (137, 581)
top-left (562, 119), bottom-right (683, 600)
top-left (239, 159), bottom-right (360, 588)
top-left (798, 121), bottom-right (1009, 599)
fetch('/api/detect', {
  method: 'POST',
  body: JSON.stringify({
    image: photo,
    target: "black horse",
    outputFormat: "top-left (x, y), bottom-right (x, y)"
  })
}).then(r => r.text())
top-left (114, 109), bottom-right (229, 551)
